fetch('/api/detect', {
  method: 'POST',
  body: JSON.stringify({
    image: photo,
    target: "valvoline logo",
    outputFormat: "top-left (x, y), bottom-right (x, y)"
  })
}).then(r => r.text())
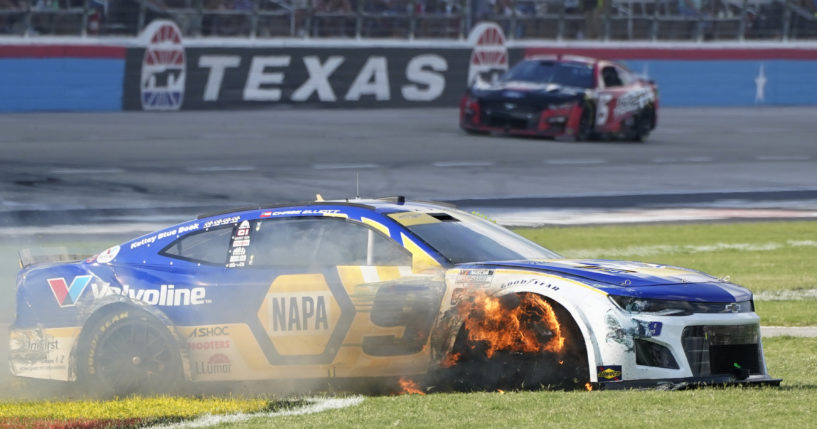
top-left (46, 276), bottom-right (210, 307)
top-left (47, 275), bottom-right (92, 307)
top-left (140, 20), bottom-right (186, 111)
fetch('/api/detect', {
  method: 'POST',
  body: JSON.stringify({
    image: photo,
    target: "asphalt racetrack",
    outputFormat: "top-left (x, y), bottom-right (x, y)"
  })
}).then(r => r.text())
top-left (1, 106), bottom-right (816, 225)
top-left (1, 106), bottom-right (816, 398)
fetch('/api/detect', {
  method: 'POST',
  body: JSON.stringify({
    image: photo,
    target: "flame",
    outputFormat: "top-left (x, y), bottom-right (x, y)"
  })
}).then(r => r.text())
top-left (454, 291), bottom-right (565, 359)
top-left (441, 352), bottom-right (461, 368)
top-left (585, 382), bottom-right (593, 391)
top-left (399, 378), bottom-right (426, 395)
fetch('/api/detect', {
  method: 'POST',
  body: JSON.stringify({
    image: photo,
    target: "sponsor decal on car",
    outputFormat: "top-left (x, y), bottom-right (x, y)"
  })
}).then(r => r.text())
top-left (95, 245), bottom-right (120, 264)
top-left (499, 278), bottom-right (561, 292)
top-left (189, 326), bottom-right (231, 337)
top-left (267, 293), bottom-right (331, 335)
top-left (90, 283), bottom-right (211, 306)
top-left (47, 275), bottom-right (92, 307)
top-left (597, 365), bottom-right (623, 381)
top-left (188, 340), bottom-right (231, 351)
top-left (194, 353), bottom-right (232, 374)
top-left (130, 223), bottom-right (200, 249)
top-left (455, 269), bottom-right (494, 284)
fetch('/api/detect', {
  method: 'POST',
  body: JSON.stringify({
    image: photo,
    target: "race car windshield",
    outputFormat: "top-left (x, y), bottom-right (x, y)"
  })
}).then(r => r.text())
top-left (501, 60), bottom-right (595, 89)
top-left (390, 211), bottom-right (560, 264)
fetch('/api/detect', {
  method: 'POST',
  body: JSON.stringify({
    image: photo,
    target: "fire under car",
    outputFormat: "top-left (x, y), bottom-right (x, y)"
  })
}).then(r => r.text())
top-left (10, 198), bottom-right (779, 394)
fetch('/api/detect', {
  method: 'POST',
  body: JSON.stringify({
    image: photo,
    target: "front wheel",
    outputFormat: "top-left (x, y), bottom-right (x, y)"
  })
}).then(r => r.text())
top-left (628, 106), bottom-right (656, 142)
top-left (77, 308), bottom-right (182, 396)
top-left (436, 293), bottom-right (589, 391)
top-left (575, 103), bottom-right (595, 142)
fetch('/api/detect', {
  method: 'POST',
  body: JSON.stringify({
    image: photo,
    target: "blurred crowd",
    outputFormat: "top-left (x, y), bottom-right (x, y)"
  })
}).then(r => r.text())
top-left (1, 0), bottom-right (815, 39)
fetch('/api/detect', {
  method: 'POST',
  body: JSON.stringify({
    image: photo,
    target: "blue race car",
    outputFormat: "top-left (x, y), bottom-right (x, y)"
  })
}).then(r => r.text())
top-left (10, 198), bottom-right (780, 394)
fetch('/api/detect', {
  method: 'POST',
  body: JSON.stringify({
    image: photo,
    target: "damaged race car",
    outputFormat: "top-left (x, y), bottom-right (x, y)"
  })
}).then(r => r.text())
top-left (460, 55), bottom-right (658, 141)
top-left (10, 198), bottom-right (779, 395)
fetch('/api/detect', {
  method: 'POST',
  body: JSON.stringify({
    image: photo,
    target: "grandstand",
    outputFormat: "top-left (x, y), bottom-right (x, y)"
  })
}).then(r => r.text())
top-left (0, 0), bottom-right (815, 40)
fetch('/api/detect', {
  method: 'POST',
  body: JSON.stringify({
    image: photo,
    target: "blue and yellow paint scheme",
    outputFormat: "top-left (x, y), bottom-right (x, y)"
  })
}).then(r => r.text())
top-left (9, 199), bottom-right (780, 389)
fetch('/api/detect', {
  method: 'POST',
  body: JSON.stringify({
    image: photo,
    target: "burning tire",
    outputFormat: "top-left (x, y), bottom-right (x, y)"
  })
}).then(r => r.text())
top-left (76, 307), bottom-right (182, 396)
top-left (439, 293), bottom-right (588, 391)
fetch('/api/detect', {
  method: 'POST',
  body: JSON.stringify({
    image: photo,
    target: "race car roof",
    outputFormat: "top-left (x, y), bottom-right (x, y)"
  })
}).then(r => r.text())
top-left (195, 198), bottom-right (455, 219)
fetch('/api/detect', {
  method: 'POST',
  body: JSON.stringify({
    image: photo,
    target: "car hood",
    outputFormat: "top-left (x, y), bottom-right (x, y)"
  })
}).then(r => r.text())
top-left (459, 259), bottom-right (753, 302)
top-left (471, 80), bottom-right (586, 102)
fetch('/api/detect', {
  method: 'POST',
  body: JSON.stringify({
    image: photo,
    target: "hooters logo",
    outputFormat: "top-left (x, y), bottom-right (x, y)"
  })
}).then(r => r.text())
top-left (140, 20), bottom-right (186, 111)
top-left (467, 22), bottom-right (509, 86)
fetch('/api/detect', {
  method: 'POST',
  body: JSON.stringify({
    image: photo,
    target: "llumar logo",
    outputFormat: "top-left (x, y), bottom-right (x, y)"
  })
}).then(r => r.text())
top-left (47, 276), bottom-right (92, 307)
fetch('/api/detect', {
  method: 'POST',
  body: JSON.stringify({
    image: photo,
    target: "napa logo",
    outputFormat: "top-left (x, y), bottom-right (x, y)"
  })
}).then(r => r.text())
top-left (267, 293), bottom-right (331, 335)
top-left (47, 275), bottom-right (92, 308)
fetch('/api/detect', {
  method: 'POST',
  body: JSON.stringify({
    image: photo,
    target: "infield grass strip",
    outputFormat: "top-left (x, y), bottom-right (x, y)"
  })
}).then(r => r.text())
top-left (515, 221), bottom-right (817, 326)
top-left (0, 396), bottom-right (274, 428)
top-left (207, 338), bottom-right (817, 429)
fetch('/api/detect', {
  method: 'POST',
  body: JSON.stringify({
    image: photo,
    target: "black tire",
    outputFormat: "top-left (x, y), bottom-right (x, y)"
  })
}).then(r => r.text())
top-left (575, 103), bottom-right (595, 142)
top-left (462, 127), bottom-right (489, 136)
top-left (436, 294), bottom-right (589, 391)
top-left (628, 106), bottom-right (656, 143)
top-left (77, 307), bottom-right (182, 396)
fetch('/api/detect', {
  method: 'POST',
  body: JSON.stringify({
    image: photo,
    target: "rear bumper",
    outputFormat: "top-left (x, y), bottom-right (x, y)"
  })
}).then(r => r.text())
top-left (596, 374), bottom-right (782, 390)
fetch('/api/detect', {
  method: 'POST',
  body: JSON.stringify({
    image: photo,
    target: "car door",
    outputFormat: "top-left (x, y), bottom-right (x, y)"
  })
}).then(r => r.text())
top-left (232, 215), bottom-right (444, 380)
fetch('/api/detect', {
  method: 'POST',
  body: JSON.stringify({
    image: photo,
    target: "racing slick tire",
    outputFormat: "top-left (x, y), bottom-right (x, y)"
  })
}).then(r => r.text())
top-left (575, 102), bottom-right (595, 142)
top-left (627, 105), bottom-right (656, 143)
top-left (76, 306), bottom-right (183, 396)
top-left (440, 294), bottom-right (589, 391)
top-left (462, 127), bottom-right (489, 136)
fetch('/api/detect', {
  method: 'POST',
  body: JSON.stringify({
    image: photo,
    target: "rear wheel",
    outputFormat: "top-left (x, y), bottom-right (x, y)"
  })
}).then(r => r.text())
top-left (77, 308), bottom-right (182, 396)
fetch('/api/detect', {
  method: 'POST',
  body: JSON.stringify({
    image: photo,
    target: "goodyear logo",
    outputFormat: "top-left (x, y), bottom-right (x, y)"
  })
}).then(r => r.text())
top-left (267, 293), bottom-right (331, 335)
top-left (597, 365), bottom-right (623, 381)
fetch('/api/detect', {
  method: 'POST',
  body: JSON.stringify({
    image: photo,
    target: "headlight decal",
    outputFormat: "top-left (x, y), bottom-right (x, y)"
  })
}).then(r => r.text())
top-left (608, 295), bottom-right (753, 316)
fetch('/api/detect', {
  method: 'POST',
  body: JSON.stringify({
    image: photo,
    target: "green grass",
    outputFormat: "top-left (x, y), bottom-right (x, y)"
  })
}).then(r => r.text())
top-left (212, 337), bottom-right (817, 429)
top-left (1, 337), bottom-right (813, 429)
top-left (515, 221), bottom-right (817, 326)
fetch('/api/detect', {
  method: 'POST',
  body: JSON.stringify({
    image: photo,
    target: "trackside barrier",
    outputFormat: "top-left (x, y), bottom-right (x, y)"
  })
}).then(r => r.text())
top-left (0, 21), bottom-right (815, 112)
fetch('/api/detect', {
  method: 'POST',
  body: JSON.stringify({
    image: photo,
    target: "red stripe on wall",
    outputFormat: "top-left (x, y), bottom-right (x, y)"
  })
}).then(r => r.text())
top-left (523, 47), bottom-right (817, 60)
top-left (0, 45), bottom-right (126, 59)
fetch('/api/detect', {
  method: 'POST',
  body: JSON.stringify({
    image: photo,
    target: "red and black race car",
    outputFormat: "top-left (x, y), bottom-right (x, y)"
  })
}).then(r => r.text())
top-left (460, 55), bottom-right (658, 142)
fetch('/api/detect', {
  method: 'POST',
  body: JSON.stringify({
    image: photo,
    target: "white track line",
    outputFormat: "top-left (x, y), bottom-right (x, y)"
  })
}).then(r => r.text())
top-left (755, 155), bottom-right (811, 161)
top-left (50, 168), bottom-right (125, 174)
top-left (432, 161), bottom-right (495, 168)
top-left (651, 156), bottom-right (712, 163)
top-left (544, 159), bottom-right (606, 165)
top-left (148, 396), bottom-right (364, 429)
top-left (313, 163), bottom-right (379, 170)
top-left (186, 166), bottom-right (256, 172)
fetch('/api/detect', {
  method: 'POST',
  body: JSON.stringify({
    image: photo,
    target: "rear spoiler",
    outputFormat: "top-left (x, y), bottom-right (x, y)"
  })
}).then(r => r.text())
top-left (18, 248), bottom-right (89, 269)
